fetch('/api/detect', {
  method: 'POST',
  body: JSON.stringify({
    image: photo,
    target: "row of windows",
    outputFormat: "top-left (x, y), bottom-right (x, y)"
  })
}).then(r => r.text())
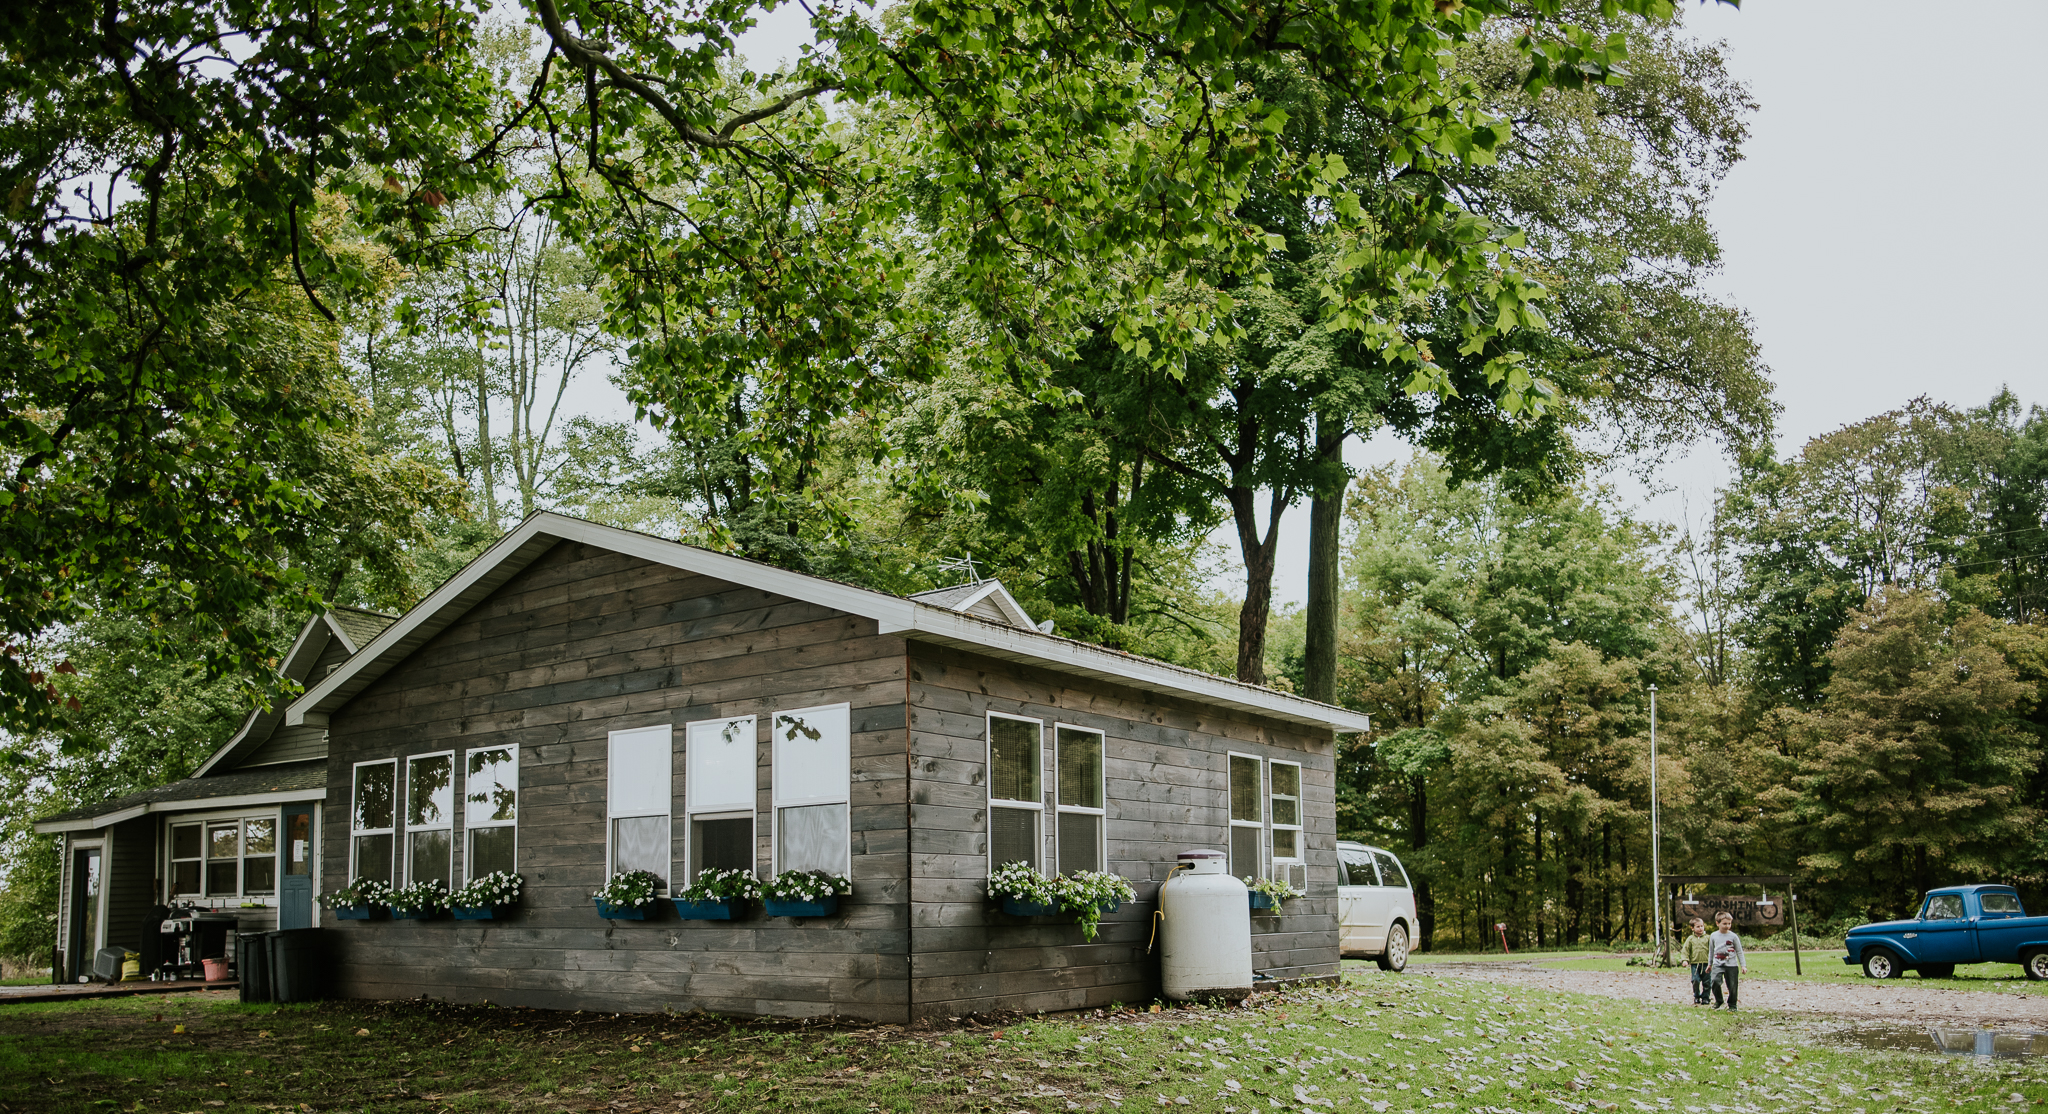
top-left (987, 713), bottom-right (1106, 876)
top-left (167, 811), bottom-right (314, 900)
top-left (350, 746), bottom-right (518, 889)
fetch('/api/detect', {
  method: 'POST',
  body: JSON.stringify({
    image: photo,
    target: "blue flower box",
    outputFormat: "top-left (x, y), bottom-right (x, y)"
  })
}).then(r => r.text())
top-left (391, 907), bottom-right (436, 921)
top-left (452, 905), bottom-right (500, 920)
top-left (1001, 896), bottom-right (1061, 917)
top-left (1249, 892), bottom-right (1277, 911)
top-left (332, 904), bottom-right (380, 921)
top-left (671, 898), bottom-right (735, 921)
top-left (765, 896), bottom-right (839, 918)
top-left (595, 897), bottom-right (648, 920)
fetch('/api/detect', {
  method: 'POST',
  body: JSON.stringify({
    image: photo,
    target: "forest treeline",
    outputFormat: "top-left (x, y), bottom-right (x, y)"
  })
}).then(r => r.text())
top-left (9, 2), bottom-right (2040, 959)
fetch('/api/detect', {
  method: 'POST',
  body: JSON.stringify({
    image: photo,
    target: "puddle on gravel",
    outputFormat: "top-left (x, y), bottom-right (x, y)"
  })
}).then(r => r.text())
top-left (1831, 1026), bottom-right (2048, 1059)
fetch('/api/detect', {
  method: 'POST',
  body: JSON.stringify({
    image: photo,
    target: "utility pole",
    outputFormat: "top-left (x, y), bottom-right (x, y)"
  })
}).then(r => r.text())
top-left (1650, 683), bottom-right (1664, 967)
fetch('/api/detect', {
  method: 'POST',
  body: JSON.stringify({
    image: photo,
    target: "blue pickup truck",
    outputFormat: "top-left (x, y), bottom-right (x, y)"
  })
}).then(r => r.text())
top-left (1844, 885), bottom-right (2048, 980)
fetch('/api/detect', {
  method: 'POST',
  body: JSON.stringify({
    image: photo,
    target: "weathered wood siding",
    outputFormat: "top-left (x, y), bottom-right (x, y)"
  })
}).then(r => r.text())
top-left (321, 541), bottom-right (912, 1020)
top-left (905, 644), bottom-right (1338, 1019)
top-left (104, 816), bottom-right (157, 956)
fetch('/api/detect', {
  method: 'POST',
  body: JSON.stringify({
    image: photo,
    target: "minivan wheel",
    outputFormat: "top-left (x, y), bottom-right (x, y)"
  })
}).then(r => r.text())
top-left (1377, 924), bottom-right (1410, 972)
top-left (2024, 950), bottom-right (2048, 981)
top-left (1862, 948), bottom-right (1903, 980)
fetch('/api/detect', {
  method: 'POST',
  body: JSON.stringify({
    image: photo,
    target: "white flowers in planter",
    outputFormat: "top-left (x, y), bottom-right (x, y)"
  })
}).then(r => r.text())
top-left (449, 870), bottom-right (523, 909)
top-left (987, 862), bottom-right (1137, 941)
top-left (762, 869), bottom-right (850, 904)
top-left (318, 878), bottom-right (392, 909)
top-left (389, 879), bottom-right (448, 916)
top-left (593, 869), bottom-right (663, 908)
top-left (675, 867), bottom-right (761, 904)
top-left (988, 861), bottom-right (1059, 907)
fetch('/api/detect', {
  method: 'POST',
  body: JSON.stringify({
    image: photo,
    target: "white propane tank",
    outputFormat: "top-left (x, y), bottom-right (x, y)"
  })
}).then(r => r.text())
top-left (1158, 848), bottom-right (1253, 1001)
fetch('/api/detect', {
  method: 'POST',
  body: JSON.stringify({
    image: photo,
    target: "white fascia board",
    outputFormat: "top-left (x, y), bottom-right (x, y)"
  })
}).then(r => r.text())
top-left (33, 788), bottom-right (329, 834)
top-left (195, 612), bottom-right (334, 777)
top-left (947, 580), bottom-right (1035, 629)
top-left (323, 612), bottom-right (360, 654)
top-left (893, 606), bottom-right (1373, 732)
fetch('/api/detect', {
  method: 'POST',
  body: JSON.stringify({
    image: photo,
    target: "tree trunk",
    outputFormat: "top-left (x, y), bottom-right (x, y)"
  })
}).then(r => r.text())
top-left (1410, 773), bottom-right (1432, 951)
top-left (1302, 424), bottom-right (1347, 703)
top-left (1228, 486), bottom-right (1287, 685)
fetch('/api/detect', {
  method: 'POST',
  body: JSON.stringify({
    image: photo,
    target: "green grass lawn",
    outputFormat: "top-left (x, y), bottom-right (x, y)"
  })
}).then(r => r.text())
top-left (2, 971), bottom-right (2043, 1113)
top-left (1541, 950), bottom-right (2042, 991)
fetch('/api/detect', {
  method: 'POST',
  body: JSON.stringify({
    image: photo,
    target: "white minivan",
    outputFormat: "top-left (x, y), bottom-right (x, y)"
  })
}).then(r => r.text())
top-left (1338, 841), bottom-right (1417, 971)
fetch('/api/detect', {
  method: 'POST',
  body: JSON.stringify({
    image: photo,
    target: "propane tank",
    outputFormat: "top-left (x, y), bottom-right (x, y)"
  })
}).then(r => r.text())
top-left (1158, 848), bottom-right (1252, 1001)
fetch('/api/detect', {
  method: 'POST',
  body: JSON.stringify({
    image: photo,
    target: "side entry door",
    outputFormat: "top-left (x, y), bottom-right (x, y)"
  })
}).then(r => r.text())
top-left (279, 805), bottom-right (315, 931)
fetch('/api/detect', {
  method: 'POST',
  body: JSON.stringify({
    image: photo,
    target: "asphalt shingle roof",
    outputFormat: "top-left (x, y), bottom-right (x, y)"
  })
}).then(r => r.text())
top-left (34, 761), bottom-right (326, 826)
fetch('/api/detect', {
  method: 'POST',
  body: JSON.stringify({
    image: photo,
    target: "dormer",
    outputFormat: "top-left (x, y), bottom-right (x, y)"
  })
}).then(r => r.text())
top-left (908, 580), bottom-right (1048, 632)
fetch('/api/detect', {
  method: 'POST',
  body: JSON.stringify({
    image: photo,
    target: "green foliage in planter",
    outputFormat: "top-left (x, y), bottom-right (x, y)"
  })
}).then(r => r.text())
top-left (1055, 871), bottom-right (1136, 942)
top-left (449, 871), bottom-right (522, 909)
top-left (1245, 876), bottom-right (1304, 906)
top-left (675, 867), bottom-right (759, 904)
top-left (317, 878), bottom-right (392, 909)
top-left (593, 870), bottom-right (663, 909)
top-left (988, 861), bottom-right (1057, 906)
top-left (761, 869), bottom-right (849, 904)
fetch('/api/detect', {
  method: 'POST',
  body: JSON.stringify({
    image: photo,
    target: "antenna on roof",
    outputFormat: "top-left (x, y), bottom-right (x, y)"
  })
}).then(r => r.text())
top-left (935, 554), bottom-right (981, 584)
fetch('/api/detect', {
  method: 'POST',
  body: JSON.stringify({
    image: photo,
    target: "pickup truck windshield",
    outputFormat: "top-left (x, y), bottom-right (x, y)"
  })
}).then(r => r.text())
top-left (1983, 892), bottom-right (2026, 915)
top-left (1924, 894), bottom-right (1965, 919)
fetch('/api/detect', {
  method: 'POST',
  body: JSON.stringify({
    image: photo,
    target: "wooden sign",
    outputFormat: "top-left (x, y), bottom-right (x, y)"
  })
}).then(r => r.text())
top-left (1673, 893), bottom-right (1785, 928)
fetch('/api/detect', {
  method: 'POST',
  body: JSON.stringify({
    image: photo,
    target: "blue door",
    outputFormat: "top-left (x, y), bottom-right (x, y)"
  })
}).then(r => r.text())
top-left (279, 806), bottom-right (315, 931)
top-left (1911, 893), bottom-right (1976, 965)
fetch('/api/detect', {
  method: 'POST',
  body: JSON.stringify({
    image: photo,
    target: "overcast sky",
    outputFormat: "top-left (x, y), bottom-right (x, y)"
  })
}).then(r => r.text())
top-left (666, 2), bottom-right (2048, 603)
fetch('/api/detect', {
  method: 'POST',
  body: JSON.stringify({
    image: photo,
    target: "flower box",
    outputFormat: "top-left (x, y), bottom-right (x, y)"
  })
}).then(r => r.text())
top-left (452, 905), bottom-right (502, 920)
top-left (672, 898), bottom-right (736, 921)
top-left (1001, 896), bottom-right (1061, 917)
top-left (1249, 892), bottom-right (1277, 911)
top-left (595, 897), bottom-right (649, 920)
top-left (332, 904), bottom-right (380, 921)
top-left (391, 907), bottom-right (436, 921)
top-left (765, 896), bottom-right (839, 918)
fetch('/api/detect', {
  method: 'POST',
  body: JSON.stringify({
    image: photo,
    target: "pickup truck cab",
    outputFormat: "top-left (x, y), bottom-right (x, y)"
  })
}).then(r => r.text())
top-left (1844, 885), bottom-right (2048, 980)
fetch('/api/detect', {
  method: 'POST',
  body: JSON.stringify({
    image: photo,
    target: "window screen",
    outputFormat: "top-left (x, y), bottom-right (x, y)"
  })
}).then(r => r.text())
top-left (1055, 726), bottom-right (1105, 876)
top-left (1230, 826), bottom-right (1262, 881)
top-left (988, 715), bottom-right (1043, 872)
top-left (1229, 755), bottom-right (1261, 823)
top-left (1228, 754), bottom-right (1262, 878)
top-left (608, 725), bottom-right (673, 888)
top-left (773, 705), bottom-right (851, 876)
top-left (465, 746), bottom-right (518, 877)
top-left (351, 760), bottom-right (397, 885)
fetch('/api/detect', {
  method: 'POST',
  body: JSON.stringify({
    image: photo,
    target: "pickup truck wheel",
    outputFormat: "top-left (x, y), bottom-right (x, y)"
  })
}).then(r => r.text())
top-left (1862, 947), bottom-right (1903, 980)
top-left (2024, 950), bottom-right (2048, 981)
top-left (1918, 964), bottom-right (1955, 979)
top-left (1377, 924), bottom-right (1410, 972)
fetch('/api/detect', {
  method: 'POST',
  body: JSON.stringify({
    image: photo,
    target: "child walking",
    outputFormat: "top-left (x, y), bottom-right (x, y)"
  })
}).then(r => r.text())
top-left (1709, 911), bottom-right (1748, 1010)
top-left (1682, 917), bottom-right (1713, 1005)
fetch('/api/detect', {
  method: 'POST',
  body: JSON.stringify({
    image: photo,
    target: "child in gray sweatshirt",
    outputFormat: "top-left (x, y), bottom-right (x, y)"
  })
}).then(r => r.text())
top-left (1709, 912), bottom-right (1748, 1010)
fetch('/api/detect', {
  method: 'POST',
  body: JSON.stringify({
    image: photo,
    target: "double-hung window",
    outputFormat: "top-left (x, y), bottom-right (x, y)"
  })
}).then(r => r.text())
top-left (464, 745), bottom-right (519, 877)
top-left (1054, 725), bottom-right (1105, 875)
top-left (988, 714), bottom-right (1043, 872)
top-left (607, 725), bottom-right (673, 888)
top-left (351, 759), bottom-right (397, 885)
top-left (406, 752), bottom-right (455, 889)
top-left (1268, 760), bottom-right (1302, 868)
top-left (772, 704), bottom-right (851, 876)
top-left (170, 824), bottom-right (202, 897)
top-left (1227, 753), bottom-right (1263, 879)
top-left (207, 822), bottom-right (241, 895)
top-left (242, 818), bottom-right (277, 895)
top-left (685, 716), bottom-right (756, 884)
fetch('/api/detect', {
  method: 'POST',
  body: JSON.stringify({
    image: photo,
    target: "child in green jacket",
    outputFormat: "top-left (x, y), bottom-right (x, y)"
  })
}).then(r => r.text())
top-left (1681, 917), bottom-right (1712, 1005)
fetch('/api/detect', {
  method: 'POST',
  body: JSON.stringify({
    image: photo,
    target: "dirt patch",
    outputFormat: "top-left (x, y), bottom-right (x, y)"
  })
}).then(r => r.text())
top-left (1425, 960), bottom-right (2048, 1026)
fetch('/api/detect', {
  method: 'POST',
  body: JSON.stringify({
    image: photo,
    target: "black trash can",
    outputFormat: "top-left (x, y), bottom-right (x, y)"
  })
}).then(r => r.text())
top-left (267, 928), bottom-right (325, 1004)
top-left (235, 933), bottom-right (272, 1004)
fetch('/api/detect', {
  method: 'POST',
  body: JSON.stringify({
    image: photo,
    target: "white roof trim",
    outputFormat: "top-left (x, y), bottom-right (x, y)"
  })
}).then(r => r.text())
top-left (192, 612), bottom-right (342, 778)
top-left (286, 512), bottom-right (1371, 733)
top-left (940, 580), bottom-right (1036, 629)
top-left (32, 787), bottom-right (327, 834)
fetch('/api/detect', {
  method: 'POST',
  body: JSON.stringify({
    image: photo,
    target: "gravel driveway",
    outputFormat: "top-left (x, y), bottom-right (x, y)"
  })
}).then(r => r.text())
top-left (1419, 960), bottom-right (2048, 1027)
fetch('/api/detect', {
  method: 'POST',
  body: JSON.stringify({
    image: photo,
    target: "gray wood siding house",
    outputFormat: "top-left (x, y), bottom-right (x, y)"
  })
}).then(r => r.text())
top-left (267, 513), bottom-right (1367, 1020)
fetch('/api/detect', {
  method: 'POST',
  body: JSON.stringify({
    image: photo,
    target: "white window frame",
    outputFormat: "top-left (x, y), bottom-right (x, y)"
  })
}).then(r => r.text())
top-left (606, 724), bottom-right (674, 891)
top-left (463, 744), bottom-right (520, 878)
top-left (1052, 722), bottom-right (1106, 876)
top-left (1268, 758), bottom-right (1304, 868)
top-left (1227, 751), bottom-right (1264, 879)
top-left (349, 758), bottom-right (399, 885)
top-left (164, 807), bottom-right (285, 903)
top-left (770, 703), bottom-right (852, 877)
top-left (685, 715), bottom-right (757, 885)
top-left (405, 750), bottom-right (456, 888)
top-left (987, 712), bottom-right (1045, 874)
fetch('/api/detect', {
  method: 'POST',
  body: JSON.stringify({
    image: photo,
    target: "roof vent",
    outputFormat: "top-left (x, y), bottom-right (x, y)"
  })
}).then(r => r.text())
top-left (908, 579), bottom-right (1039, 631)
